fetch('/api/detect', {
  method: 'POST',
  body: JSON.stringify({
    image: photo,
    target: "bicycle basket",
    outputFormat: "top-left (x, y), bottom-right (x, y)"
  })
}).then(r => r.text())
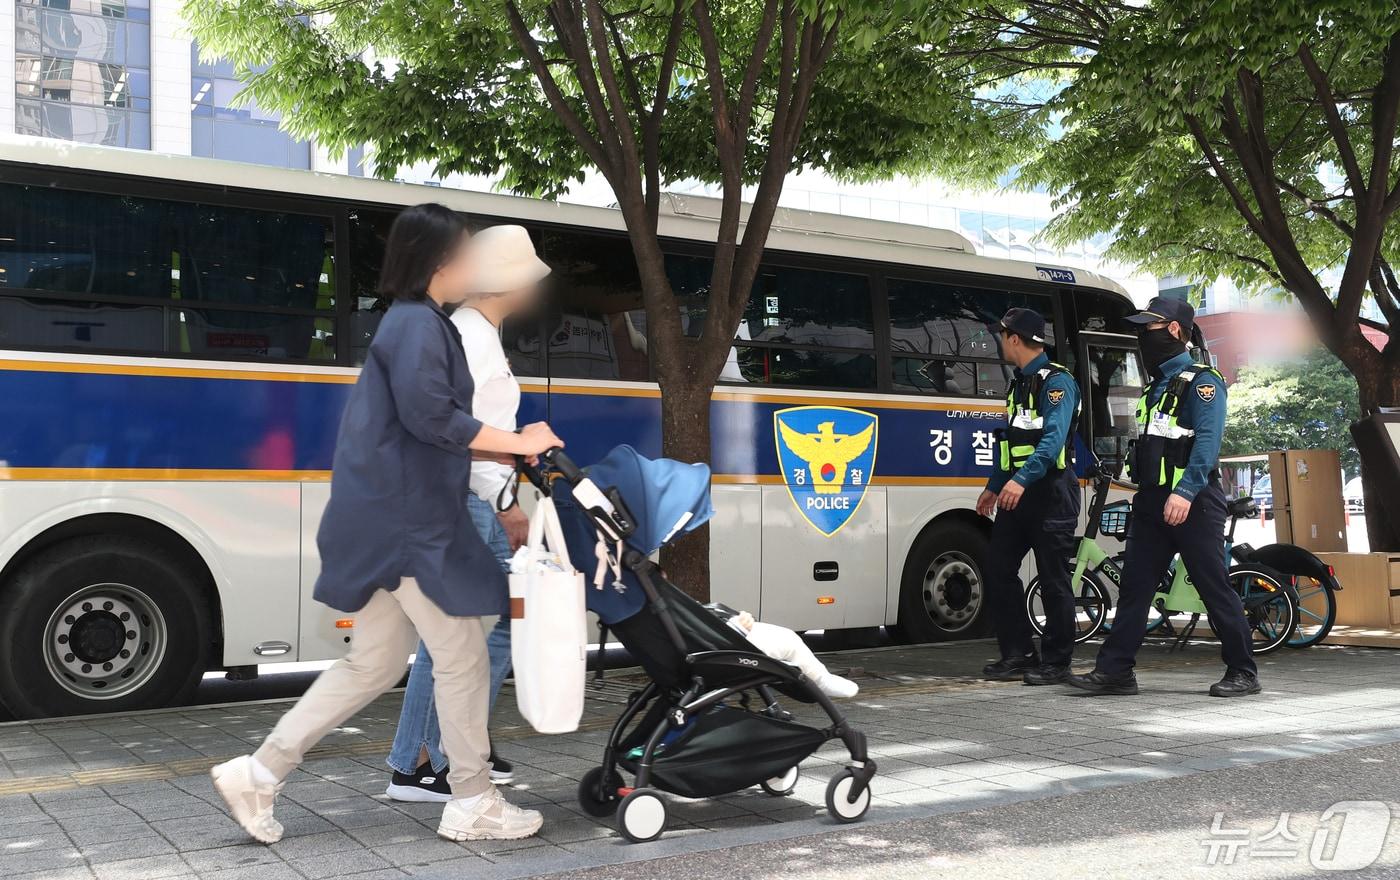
top-left (1100, 501), bottom-right (1131, 539)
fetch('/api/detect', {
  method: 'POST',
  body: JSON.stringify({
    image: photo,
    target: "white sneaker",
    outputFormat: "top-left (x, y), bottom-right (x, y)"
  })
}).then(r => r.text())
top-left (210, 755), bottom-right (284, 844)
top-left (437, 786), bottom-right (543, 841)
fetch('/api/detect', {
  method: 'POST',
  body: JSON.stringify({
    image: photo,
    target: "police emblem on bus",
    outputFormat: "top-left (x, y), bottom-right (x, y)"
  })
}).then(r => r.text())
top-left (1196, 383), bottom-right (1216, 402)
top-left (773, 406), bottom-right (878, 537)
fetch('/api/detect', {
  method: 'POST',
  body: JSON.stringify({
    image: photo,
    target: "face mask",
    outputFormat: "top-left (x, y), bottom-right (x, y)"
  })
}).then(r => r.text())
top-left (1138, 327), bottom-right (1186, 373)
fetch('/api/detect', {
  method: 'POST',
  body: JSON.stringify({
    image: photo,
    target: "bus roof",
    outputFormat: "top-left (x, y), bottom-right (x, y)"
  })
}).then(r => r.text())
top-left (0, 136), bottom-right (1129, 297)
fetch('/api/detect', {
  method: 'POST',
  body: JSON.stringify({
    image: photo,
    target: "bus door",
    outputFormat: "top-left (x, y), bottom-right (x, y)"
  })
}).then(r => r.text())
top-left (1079, 333), bottom-right (1145, 518)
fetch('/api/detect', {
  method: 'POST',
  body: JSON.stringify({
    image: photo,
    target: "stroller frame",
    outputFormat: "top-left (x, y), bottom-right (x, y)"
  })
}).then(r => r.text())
top-left (523, 450), bottom-right (877, 842)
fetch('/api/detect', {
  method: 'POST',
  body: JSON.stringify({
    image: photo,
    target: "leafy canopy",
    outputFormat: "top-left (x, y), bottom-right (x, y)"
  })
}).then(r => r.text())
top-left (1222, 347), bottom-right (1361, 477)
top-left (187, 0), bottom-right (1033, 199)
top-left (950, 1), bottom-right (1400, 351)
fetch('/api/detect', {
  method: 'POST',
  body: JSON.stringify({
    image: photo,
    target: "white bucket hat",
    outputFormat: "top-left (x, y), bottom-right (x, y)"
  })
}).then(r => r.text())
top-left (469, 224), bottom-right (551, 294)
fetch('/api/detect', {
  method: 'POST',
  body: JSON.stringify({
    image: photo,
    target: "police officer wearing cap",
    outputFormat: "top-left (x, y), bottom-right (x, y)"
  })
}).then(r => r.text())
top-left (978, 308), bottom-right (1082, 686)
top-left (1068, 296), bottom-right (1261, 698)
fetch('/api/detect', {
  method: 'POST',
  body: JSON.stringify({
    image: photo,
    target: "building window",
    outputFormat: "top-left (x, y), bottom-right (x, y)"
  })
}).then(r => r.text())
top-left (14, 0), bottom-right (152, 149)
top-left (190, 42), bottom-right (310, 169)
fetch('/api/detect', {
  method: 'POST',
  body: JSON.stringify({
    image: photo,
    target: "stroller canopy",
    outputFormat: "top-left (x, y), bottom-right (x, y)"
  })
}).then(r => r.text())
top-left (586, 445), bottom-right (714, 555)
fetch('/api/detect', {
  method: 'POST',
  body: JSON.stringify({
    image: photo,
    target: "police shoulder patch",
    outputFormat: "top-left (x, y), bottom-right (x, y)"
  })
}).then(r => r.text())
top-left (1047, 388), bottom-right (1066, 406)
top-left (1196, 383), bottom-right (1217, 403)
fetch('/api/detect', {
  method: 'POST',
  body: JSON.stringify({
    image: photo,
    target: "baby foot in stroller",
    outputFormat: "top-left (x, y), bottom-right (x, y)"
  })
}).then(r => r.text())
top-left (816, 672), bottom-right (859, 699)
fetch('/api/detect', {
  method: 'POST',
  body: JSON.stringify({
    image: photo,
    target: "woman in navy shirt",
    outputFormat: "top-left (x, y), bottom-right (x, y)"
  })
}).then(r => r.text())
top-left (211, 204), bottom-right (562, 845)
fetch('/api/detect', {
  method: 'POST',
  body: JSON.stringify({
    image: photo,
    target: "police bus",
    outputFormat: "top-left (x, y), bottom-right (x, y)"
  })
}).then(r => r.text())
top-left (0, 136), bottom-right (1146, 718)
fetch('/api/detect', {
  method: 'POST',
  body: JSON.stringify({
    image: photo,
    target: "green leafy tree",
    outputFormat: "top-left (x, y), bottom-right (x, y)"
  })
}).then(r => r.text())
top-left (187, 0), bottom-right (1031, 596)
top-left (1222, 348), bottom-right (1361, 477)
top-left (950, 1), bottom-right (1400, 548)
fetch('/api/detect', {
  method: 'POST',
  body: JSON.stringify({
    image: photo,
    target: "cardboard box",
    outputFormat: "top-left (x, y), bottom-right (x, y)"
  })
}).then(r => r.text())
top-left (1316, 552), bottom-right (1400, 627)
top-left (1268, 450), bottom-right (1347, 552)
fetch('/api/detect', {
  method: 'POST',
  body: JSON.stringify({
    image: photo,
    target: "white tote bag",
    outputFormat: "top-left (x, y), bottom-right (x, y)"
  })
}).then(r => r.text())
top-left (509, 496), bottom-right (587, 734)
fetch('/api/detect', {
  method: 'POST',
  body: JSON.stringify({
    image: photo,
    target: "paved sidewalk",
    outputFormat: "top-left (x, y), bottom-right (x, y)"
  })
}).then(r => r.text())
top-left (2, 640), bottom-right (1399, 880)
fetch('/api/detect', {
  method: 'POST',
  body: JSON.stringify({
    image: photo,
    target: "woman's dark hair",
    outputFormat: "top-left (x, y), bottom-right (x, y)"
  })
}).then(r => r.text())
top-left (377, 203), bottom-right (469, 302)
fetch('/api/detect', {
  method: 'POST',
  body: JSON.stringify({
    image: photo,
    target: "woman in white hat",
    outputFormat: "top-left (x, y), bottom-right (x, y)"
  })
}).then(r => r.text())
top-left (384, 224), bottom-right (552, 805)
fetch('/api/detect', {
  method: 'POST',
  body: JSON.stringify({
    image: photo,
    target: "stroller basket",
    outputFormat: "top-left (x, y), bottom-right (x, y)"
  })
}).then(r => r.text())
top-left (1100, 501), bottom-right (1131, 539)
top-left (619, 705), bottom-right (827, 799)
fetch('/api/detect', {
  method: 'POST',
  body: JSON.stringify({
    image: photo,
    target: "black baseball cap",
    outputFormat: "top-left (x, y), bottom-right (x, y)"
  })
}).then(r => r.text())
top-left (1125, 296), bottom-right (1195, 335)
top-left (998, 307), bottom-right (1047, 344)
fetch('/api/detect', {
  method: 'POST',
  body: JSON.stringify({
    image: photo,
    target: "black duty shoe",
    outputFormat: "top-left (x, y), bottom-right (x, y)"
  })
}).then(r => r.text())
top-left (982, 654), bottom-right (1040, 681)
top-left (1065, 669), bottom-right (1139, 696)
top-left (385, 761), bottom-right (452, 803)
top-left (1023, 664), bottom-right (1071, 686)
top-left (489, 747), bottom-right (514, 784)
top-left (1209, 671), bottom-right (1262, 698)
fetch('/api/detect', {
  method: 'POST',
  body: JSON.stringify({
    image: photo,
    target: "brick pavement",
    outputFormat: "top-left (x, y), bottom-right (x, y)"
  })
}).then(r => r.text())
top-left (1, 640), bottom-right (1398, 880)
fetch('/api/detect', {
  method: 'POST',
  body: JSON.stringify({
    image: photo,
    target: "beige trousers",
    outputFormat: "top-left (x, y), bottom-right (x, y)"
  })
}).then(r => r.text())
top-left (254, 578), bottom-right (492, 798)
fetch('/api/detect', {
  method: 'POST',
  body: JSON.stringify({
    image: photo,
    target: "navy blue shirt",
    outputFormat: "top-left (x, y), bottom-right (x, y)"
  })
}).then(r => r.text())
top-left (987, 352), bottom-right (1080, 493)
top-left (1146, 350), bottom-right (1227, 502)
top-left (313, 299), bottom-right (508, 617)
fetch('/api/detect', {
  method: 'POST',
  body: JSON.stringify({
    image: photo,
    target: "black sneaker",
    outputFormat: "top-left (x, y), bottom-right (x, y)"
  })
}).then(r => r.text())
top-left (385, 761), bottom-right (451, 803)
top-left (1065, 669), bottom-right (1139, 695)
top-left (1023, 664), bottom-right (1070, 686)
top-left (489, 748), bottom-right (514, 784)
top-left (982, 654), bottom-right (1039, 681)
top-left (1209, 671), bottom-right (1262, 698)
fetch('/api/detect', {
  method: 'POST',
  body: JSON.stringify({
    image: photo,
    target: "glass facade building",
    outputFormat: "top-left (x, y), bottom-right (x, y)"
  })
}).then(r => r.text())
top-left (190, 43), bottom-right (309, 168)
top-left (14, 0), bottom-right (152, 149)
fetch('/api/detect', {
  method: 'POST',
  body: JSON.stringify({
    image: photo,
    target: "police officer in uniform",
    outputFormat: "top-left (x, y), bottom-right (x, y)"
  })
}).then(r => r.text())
top-left (1068, 297), bottom-right (1261, 698)
top-left (978, 308), bottom-right (1082, 686)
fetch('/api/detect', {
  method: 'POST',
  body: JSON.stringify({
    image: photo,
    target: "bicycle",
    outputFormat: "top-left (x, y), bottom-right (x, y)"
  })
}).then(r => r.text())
top-left (1026, 461), bottom-right (1300, 654)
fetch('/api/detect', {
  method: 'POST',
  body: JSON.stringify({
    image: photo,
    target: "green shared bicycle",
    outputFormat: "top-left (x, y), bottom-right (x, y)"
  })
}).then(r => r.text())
top-left (1026, 461), bottom-right (1300, 654)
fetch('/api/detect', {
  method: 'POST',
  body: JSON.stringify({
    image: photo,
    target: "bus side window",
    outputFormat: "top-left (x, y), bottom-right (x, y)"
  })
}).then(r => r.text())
top-left (540, 229), bottom-right (648, 382)
top-left (666, 255), bottom-right (877, 391)
top-left (347, 207), bottom-right (397, 366)
top-left (885, 279), bottom-right (1054, 398)
top-left (0, 181), bottom-right (335, 362)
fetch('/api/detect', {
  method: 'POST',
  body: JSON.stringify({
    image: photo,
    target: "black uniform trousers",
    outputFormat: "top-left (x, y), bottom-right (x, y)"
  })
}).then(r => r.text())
top-left (984, 468), bottom-right (1080, 667)
top-left (1096, 483), bottom-right (1257, 677)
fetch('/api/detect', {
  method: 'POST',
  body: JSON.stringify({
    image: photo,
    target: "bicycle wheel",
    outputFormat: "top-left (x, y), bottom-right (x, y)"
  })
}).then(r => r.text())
top-left (1287, 578), bottom-right (1337, 648)
top-left (1025, 571), bottom-right (1109, 644)
top-left (1230, 567), bottom-right (1297, 655)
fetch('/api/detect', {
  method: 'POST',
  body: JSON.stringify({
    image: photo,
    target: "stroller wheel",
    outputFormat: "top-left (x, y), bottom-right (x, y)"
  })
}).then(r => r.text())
top-left (759, 765), bottom-right (800, 796)
top-left (825, 768), bottom-right (871, 823)
top-left (617, 788), bottom-right (668, 843)
top-left (577, 766), bottom-right (625, 818)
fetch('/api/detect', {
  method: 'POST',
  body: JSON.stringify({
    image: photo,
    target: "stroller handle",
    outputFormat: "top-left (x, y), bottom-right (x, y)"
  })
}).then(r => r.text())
top-left (517, 447), bottom-right (580, 496)
top-left (517, 448), bottom-right (637, 543)
top-left (542, 448), bottom-right (584, 483)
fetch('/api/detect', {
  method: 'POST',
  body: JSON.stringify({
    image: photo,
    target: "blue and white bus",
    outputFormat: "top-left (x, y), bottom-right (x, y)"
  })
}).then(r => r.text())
top-left (0, 137), bottom-right (1146, 717)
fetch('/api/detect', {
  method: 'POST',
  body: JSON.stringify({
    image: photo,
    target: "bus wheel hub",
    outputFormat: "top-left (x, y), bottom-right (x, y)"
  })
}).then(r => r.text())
top-left (45, 584), bottom-right (168, 700)
top-left (923, 553), bottom-right (981, 631)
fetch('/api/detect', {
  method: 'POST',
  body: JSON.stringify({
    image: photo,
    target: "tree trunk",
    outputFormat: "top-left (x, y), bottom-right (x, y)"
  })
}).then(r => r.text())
top-left (656, 375), bottom-right (714, 600)
top-left (1353, 362), bottom-right (1400, 552)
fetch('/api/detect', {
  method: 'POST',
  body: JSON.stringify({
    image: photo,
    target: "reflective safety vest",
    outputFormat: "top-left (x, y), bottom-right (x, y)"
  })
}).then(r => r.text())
top-left (999, 362), bottom-right (1079, 473)
top-left (1129, 362), bottom-right (1223, 489)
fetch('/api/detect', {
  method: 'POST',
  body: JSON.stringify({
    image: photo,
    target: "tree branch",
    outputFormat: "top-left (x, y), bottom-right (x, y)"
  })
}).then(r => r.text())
top-left (503, 1), bottom-right (611, 176)
top-left (545, 0), bottom-right (624, 167)
top-left (1297, 41), bottom-right (1367, 198)
top-left (642, 2), bottom-right (686, 227)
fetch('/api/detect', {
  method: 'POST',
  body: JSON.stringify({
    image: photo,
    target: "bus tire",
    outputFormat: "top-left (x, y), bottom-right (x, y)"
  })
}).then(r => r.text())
top-left (894, 520), bottom-right (989, 643)
top-left (0, 535), bottom-right (212, 719)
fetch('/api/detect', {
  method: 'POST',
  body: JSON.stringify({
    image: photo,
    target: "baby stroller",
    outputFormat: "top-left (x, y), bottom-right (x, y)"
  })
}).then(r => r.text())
top-left (520, 446), bottom-right (876, 843)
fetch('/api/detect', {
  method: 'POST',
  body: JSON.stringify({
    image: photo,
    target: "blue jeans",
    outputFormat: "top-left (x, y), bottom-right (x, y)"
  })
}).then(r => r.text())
top-left (387, 492), bottom-right (513, 775)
